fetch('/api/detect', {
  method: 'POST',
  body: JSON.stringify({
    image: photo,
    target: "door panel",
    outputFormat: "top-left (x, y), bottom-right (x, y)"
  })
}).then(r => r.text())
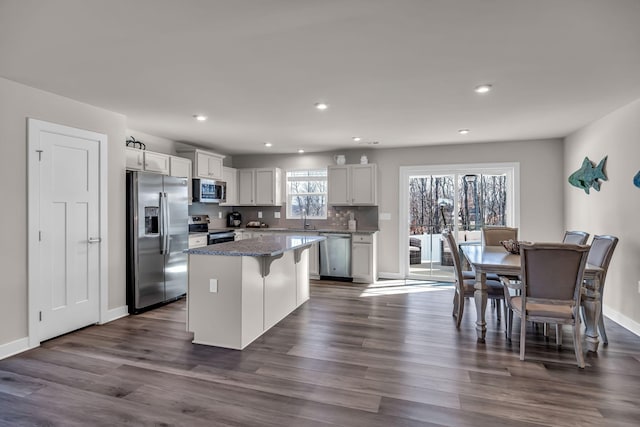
top-left (39, 130), bottom-right (100, 341)
top-left (164, 176), bottom-right (188, 300)
top-left (136, 173), bottom-right (166, 308)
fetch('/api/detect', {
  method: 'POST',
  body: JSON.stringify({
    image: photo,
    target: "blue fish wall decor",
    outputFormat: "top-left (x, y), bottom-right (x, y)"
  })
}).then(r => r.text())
top-left (568, 156), bottom-right (608, 194)
top-left (634, 171), bottom-right (640, 188)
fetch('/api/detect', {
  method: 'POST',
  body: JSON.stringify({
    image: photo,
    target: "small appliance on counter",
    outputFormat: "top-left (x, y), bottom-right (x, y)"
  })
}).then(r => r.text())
top-left (227, 211), bottom-right (242, 227)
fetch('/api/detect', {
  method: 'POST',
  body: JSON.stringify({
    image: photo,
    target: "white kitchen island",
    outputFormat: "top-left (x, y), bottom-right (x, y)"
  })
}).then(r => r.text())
top-left (185, 235), bottom-right (325, 350)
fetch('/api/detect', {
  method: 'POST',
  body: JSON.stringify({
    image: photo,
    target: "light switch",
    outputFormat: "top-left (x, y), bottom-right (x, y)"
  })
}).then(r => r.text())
top-left (274, 212), bottom-right (281, 219)
top-left (209, 278), bottom-right (218, 293)
top-left (258, 211), bottom-right (263, 218)
top-left (218, 211), bottom-right (222, 219)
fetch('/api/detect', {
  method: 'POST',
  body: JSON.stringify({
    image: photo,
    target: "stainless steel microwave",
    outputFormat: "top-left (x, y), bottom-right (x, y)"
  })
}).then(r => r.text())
top-left (193, 178), bottom-right (226, 203)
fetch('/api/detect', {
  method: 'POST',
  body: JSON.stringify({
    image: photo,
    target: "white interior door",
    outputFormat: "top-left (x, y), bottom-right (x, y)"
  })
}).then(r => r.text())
top-left (34, 123), bottom-right (101, 341)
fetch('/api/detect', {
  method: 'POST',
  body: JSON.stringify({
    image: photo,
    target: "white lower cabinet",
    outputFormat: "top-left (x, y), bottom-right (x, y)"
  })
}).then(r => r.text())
top-left (308, 240), bottom-right (319, 279)
top-left (351, 232), bottom-right (377, 283)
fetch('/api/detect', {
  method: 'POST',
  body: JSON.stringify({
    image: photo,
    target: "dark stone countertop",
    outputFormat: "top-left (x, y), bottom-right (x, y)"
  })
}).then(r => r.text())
top-left (186, 235), bottom-right (326, 257)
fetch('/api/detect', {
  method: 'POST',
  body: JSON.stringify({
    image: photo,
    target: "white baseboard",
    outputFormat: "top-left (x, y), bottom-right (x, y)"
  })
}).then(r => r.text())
top-left (603, 305), bottom-right (640, 337)
top-left (101, 305), bottom-right (129, 324)
top-left (0, 337), bottom-right (31, 361)
top-left (378, 272), bottom-right (405, 280)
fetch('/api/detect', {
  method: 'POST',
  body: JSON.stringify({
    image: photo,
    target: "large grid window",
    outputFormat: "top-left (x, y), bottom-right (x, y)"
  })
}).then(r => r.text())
top-left (286, 169), bottom-right (328, 219)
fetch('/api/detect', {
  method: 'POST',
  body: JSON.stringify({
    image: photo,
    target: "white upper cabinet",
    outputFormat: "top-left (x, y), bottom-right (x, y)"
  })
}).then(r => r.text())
top-left (237, 167), bottom-right (282, 206)
top-left (219, 166), bottom-right (238, 206)
top-left (143, 151), bottom-right (170, 174)
top-left (169, 156), bottom-right (191, 178)
top-left (328, 163), bottom-right (377, 206)
top-left (176, 148), bottom-right (225, 180)
top-left (255, 168), bottom-right (282, 206)
top-left (238, 169), bottom-right (255, 205)
top-left (125, 147), bottom-right (144, 170)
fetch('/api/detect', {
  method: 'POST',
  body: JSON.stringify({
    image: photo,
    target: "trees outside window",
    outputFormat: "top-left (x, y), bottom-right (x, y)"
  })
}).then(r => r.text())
top-left (286, 169), bottom-right (328, 219)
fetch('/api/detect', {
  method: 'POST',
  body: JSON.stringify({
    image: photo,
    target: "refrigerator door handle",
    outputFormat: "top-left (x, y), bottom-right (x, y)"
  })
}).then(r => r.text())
top-left (164, 192), bottom-right (170, 253)
top-left (159, 192), bottom-right (166, 254)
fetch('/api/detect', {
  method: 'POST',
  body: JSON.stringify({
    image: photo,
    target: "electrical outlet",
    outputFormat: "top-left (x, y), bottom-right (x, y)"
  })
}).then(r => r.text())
top-left (258, 211), bottom-right (263, 218)
top-left (209, 278), bottom-right (218, 293)
top-left (274, 212), bottom-right (281, 219)
top-left (218, 211), bottom-right (222, 219)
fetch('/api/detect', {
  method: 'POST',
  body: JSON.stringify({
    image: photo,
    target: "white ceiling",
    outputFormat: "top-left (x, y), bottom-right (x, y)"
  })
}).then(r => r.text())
top-left (2, 0), bottom-right (640, 155)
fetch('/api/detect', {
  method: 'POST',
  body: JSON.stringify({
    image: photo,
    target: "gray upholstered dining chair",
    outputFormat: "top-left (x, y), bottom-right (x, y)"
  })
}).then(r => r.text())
top-left (582, 235), bottom-right (619, 345)
top-left (481, 226), bottom-right (518, 246)
top-left (501, 242), bottom-right (590, 368)
top-left (443, 230), bottom-right (506, 328)
top-left (563, 230), bottom-right (590, 245)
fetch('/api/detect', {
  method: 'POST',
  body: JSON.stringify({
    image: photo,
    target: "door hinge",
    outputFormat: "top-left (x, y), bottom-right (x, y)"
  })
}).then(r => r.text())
top-left (39, 311), bottom-right (42, 321)
top-left (36, 150), bottom-right (43, 161)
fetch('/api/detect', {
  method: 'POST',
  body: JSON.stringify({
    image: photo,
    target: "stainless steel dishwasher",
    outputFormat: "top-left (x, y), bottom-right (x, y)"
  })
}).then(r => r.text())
top-left (319, 233), bottom-right (352, 280)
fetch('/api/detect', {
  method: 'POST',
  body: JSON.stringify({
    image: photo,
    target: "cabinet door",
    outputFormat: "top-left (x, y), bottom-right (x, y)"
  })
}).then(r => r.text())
top-left (195, 152), bottom-right (223, 179)
top-left (351, 164), bottom-right (377, 205)
top-left (308, 241), bottom-right (319, 278)
top-left (238, 169), bottom-right (255, 205)
top-left (125, 147), bottom-right (144, 170)
top-left (328, 166), bottom-right (350, 205)
top-left (255, 168), bottom-right (275, 205)
top-left (143, 151), bottom-right (170, 175)
top-left (170, 156), bottom-right (191, 178)
top-left (220, 167), bottom-right (238, 206)
top-left (352, 242), bottom-right (372, 282)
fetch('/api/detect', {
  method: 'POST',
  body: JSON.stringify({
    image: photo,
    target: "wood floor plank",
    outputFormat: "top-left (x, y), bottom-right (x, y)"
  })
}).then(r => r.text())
top-left (1, 280), bottom-right (639, 426)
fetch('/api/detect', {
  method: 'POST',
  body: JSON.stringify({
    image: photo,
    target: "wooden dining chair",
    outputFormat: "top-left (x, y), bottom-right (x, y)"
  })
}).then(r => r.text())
top-left (582, 235), bottom-right (619, 345)
top-left (481, 226), bottom-right (518, 246)
top-left (563, 230), bottom-right (590, 245)
top-left (501, 242), bottom-right (590, 368)
top-left (443, 230), bottom-right (506, 328)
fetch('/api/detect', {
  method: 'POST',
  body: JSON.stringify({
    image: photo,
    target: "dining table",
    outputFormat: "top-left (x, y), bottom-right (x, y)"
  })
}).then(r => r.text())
top-left (460, 244), bottom-right (605, 352)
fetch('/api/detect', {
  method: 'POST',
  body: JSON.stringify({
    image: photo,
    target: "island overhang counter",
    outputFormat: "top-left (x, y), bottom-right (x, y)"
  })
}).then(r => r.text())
top-left (185, 235), bottom-right (325, 350)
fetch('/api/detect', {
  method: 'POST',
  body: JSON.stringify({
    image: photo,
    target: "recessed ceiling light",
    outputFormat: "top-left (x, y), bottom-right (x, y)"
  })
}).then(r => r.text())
top-left (298, 149), bottom-right (305, 154)
top-left (193, 114), bottom-right (207, 121)
top-left (474, 84), bottom-right (492, 94)
top-left (458, 129), bottom-right (470, 135)
top-left (352, 137), bottom-right (361, 142)
top-left (314, 102), bottom-right (328, 111)
top-left (264, 142), bottom-right (273, 147)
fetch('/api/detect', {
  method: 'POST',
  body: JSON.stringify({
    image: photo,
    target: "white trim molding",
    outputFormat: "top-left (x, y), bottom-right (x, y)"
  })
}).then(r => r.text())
top-left (0, 337), bottom-right (31, 361)
top-left (102, 306), bottom-right (129, 324)
top-left (603, 305), bottom-right (640, 337)
top-left (378, 271), bottom-right (405, 280)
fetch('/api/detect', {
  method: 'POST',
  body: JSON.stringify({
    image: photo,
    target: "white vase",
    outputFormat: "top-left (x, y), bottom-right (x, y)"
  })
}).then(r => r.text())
top-left (360, 155), bottom-right (368, 164)
top-left (334, 155), bottom-right (346, 165)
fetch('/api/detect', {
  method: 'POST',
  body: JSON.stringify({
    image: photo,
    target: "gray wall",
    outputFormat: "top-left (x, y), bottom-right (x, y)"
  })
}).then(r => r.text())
top-left (0, 77), bottom-right (127, 345)
top-left (564, 97), bottom-right (640, 331)
top-left (234, 138), bottom-right (565, 276)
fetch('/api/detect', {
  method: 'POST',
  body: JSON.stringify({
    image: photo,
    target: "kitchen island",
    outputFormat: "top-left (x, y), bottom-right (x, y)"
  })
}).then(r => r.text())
top-left (185, 235), bottom-right (325, 350)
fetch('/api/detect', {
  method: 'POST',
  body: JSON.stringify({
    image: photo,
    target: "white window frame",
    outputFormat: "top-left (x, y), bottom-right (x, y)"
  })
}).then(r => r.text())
top-left (286, 169), bottom-right (328, 219)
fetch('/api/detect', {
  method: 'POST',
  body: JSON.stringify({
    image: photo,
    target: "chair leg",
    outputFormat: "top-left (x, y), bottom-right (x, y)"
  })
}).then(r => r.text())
top-left (556, 324), bottom-right (562, 346)
top-left (573, 322), bottom-right (585, 369)
top-left (456, 294), bottom-right (464, 329)
top-left (519, 315), bottom-right (527, 361)
top-left (507, 309), bottom-right (513, 341)
top-left (543, 322), bottom-right (549, 338)
top-left (452, 292), bottom-right (458, 317)
top-left (598, 313), bottom-right (608, 345)
top-left (496, 300), bottom-right (501, 321)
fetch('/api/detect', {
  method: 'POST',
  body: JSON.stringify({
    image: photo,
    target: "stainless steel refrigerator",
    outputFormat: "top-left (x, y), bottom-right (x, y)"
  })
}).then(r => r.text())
top-left (126, 171), bottom-right (189, 313)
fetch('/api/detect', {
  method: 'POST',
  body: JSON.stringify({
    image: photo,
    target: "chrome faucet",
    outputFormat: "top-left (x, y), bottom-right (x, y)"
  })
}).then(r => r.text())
top-left (302, 208), bottom-right (310, 230)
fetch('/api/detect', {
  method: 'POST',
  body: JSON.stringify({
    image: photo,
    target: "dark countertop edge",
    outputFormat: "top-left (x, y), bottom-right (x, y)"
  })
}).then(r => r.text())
top-left (186, 235), bottom-right (326, 257)
top-left (225, 228), bottom-right (379, 234)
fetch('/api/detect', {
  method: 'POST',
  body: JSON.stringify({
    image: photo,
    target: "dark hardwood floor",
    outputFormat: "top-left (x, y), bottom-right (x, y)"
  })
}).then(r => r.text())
top-left (1, 280), bottom-right (640, 426)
